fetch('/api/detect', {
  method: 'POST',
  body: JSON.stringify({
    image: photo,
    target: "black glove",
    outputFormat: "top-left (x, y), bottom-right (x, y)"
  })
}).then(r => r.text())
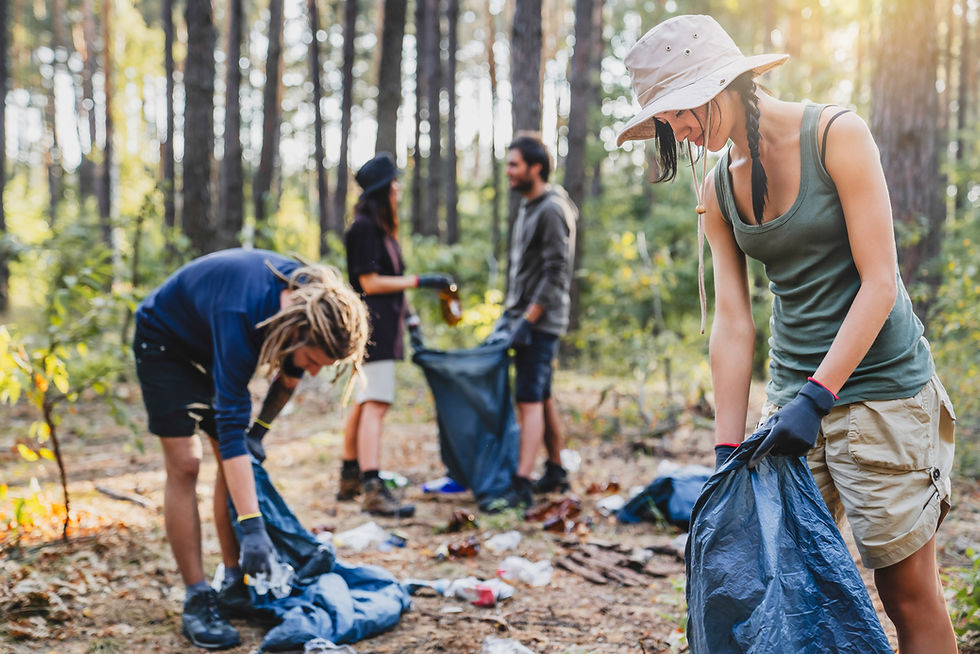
top-left (714, 443), bottom-right (738, 470)
top-left (749, 379), bottom-right (836, 468)
top-left (510, 318), bottom-right (533, 347)
top-left (238, 515), bottom-right (275, 576)
top-left (416, 273), bottom-right (455, 291)
top-left (245, 422), bottom-right (268, 463)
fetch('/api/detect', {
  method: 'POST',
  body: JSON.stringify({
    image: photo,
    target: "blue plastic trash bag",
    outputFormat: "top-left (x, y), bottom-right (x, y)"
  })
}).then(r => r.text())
top-left (617, 465), bottom-right (712, 530)
top-left (411, 334), bottom-right (520, 503)
top-left (685, 425), bottom-right (892, 653)
top-left (231, 458), bottom-right (411, 651)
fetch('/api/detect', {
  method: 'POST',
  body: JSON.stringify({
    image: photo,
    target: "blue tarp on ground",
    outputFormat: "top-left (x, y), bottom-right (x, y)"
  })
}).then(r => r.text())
top-left (685, 424), bottom-right (892, 654)
top-left (232, 459), bottom-right (411, 652)
top-left (617, 465), bottom-right (712, 530)
top-left (411, 338), bottom-right (520, 503)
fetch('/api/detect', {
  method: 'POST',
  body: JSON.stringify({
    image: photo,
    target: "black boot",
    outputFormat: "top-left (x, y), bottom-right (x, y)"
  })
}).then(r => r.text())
top-left (481, 475), bottom-right (534, 513)
top-left (181, 588), bottom-right (240, 650)
top-left (336, 460), bottom-right (362, 501)
top-left (532, 461), bottom-right (570, 494)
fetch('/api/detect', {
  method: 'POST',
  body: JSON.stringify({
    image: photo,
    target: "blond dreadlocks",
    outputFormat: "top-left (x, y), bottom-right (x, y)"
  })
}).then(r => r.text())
top-left (256, 261), bottom-right (370, 403)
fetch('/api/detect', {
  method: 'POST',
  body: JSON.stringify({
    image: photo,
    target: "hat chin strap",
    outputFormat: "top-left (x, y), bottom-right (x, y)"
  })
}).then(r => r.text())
top-left (685, 101), bottom-right (711, 335)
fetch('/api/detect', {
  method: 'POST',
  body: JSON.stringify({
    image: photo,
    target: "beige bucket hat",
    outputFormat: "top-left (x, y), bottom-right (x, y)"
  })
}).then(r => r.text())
top-left (616, 15), bottom-right (788, 147)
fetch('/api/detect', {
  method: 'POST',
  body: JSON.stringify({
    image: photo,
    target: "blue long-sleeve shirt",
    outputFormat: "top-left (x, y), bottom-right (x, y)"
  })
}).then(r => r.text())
top-left (135, 249), bottom-right (301, 459)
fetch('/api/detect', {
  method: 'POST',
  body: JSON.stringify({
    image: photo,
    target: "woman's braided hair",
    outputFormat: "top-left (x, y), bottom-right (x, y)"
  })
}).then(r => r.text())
top-left (256, 259), bottom-right (370, 402)
top-left (732, 71), bottom-right (767, 224)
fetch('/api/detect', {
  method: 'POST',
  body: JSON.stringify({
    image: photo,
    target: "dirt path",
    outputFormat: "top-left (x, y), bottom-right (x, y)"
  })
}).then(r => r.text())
top-left (2, 373), bottom-right (978, 653)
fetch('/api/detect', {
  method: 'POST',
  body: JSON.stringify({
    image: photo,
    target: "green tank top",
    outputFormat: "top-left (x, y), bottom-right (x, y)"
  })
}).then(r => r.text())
top-left (712, 103), bottom-right (933, 406)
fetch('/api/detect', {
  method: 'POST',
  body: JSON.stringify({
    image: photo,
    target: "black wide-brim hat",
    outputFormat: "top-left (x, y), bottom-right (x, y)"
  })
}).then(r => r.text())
top-left (356, 152), bottom-right (400, 196)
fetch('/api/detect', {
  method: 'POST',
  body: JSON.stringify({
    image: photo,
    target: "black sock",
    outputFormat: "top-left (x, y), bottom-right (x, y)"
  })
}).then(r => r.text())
top-left (342, 459), bottom-right (360, 474)
top-left (361, 469), bottom-right (380, 481)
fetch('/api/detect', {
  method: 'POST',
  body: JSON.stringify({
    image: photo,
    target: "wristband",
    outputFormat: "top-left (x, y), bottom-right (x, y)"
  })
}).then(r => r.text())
top-left (806, 376), bottom-right (839, 400)
top-left (237, 512), bottom-right (262, 523)
top-left (414, 275), bottom-right (420, 287)
top-left (253, 418), bottom-right (272, 430)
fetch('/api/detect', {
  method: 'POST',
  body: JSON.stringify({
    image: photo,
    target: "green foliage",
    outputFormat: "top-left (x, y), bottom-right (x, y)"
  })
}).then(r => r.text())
top-left (948, 549), bottom-right (980, 641)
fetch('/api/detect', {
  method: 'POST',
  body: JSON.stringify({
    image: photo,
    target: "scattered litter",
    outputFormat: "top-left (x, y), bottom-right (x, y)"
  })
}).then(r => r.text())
top-left (333, 521), bottom-right (388, 551)
top-left (595, 494), bottom-right (626, 515)
top-left (244, 557), bottom-right (294, 598)
top-left (525, 497), bottom-right (589, 534)
top-left (422, 476), bottom-right (467, 494)
top-left (303, 637), bottom-right (357, 653)
top-left (379, 471), bottom-right (409, 489)
top-left (402, 578), bottom-right (451, 596)
top-left (496, 556), bottom-right (554, 587)
top-left (444, 535), bottom-right (481, 559)
top-left (559, 449), bottom-right (581, 473)
top-left (443, 509), bottom-right (480, 533)
top-left (484, 530), bottom-right (522, 553)
top-left (481, 635), bottom-right (537, 653)
top-left (440, 605), bottom-right (464, 614)
top-left (377, 530), bottom-right (409, 552)
top-left (585, 479), bottom-right (621, 495)
top-left (445, 577), bottom-right (514, 606)
top-left (670, 533), bottom-right (688, 558)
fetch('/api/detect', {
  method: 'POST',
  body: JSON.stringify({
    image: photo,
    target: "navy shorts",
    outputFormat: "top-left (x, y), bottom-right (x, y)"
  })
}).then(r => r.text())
top-left (513, 330), bottom-right (560, 403)
top-left (133, 331), bottom-right (217, 439)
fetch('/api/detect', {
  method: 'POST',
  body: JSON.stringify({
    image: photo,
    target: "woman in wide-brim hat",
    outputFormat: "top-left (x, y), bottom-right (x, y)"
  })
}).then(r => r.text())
top-left (618, 14), bottom-right (957, 652)
top-left (340, 152), bottom-right (456, 518)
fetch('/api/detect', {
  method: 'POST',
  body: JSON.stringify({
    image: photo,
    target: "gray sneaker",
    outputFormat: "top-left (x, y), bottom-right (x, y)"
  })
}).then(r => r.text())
top-left (361, 477), bottom-right (415, 518)
top-left (181, 588), bottom-right (240, 650)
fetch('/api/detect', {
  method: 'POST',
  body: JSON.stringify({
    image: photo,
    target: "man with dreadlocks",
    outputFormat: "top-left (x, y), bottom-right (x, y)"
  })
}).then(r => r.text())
top-left (133, 248), bottom-right (369, 650)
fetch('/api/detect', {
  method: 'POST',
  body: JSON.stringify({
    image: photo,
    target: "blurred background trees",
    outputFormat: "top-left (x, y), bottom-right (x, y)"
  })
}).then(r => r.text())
top-left (1, 0), bottom-right (978, 450)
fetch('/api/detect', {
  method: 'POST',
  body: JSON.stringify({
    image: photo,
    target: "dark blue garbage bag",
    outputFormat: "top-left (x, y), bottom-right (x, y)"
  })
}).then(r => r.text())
top-left (685, 424), bottom-right (892, 654)
top-left (232, 458), bottom-right (411, 651)
top-left (410, 335), bottom-right (520, 503)
top-left (617, 465), bottom-right (712, 530)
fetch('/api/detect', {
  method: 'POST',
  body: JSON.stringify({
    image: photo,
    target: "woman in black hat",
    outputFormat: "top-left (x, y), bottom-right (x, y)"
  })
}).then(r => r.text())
top-left (339, 152), bottom-right (455, 517)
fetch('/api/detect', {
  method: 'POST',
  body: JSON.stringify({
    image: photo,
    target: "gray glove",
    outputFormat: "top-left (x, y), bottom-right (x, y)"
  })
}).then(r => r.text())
top-left (238, 515), bottom-right (275, 576)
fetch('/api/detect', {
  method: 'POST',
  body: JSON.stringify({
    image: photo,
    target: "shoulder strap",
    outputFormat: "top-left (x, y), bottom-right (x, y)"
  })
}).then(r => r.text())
top-left (820, 109), bottom-right (851, 165)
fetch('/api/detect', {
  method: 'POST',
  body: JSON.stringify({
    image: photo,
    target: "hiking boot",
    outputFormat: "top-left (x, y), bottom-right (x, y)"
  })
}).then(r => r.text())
top-left (215, 575), bottom-right (251, 620)
top-left (481, 476), bottom-right (534, 514)
top-left (532, 461), bottom-right (570, 495)
top-left (336, 461), bottom-right (361, 501)
top-left (362, 477), bottom-right (415, 518)
top-left (181, 588), bottom-right (240, 650)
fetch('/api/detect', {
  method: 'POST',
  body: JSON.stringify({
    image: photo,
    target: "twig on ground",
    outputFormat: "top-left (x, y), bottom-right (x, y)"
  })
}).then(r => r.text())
top-left (95, 485), bottom-right (158, 510)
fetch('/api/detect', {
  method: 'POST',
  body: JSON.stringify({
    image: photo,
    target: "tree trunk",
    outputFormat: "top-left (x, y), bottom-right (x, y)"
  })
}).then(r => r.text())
top-left (565, 0), bottom-right (597, 333)
top-left (217, 0), bottom-right (244, 250)
top-left (332, 0), bottom-right (355, 234)
top-left (77, 0), bottom-right (98, 200)
top-left (0, 0), bottom-right (7, 313)
top-left (183, 0), bottom-right (216, 255)
top-left (46, 0), bottom-right (63, 227)
top-left (486, 9), bottom-right (501, 263)
top-left (954, 0), bottom-right (971, 211)
top-left (97, 0), bottom-right (112, 245)
top-left (310, 0), bottom-right (330, 255)
top-left (587, 0), bottom-right (604, 200)
top-left (444, 0), bottom-right (458, 244)
top-left (422, 0), bottom-right (441, 237)
top-left (254, 0), bottom-right (284, 233)
top-left (871, 0), bottom-right (943, 320)
top-left (162, 0), bottom-right (176, 235)
top-left (411, 0), bottom-right (425, 235)
top-left (375, 0), bottom-right (406, 155)
top-left (507, 0), bottom-right (543, 278)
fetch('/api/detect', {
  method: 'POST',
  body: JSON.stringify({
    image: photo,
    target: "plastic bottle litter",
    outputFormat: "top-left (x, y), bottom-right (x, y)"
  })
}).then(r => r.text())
top-left (402, 577), bottom-right (451, 596)
top-left (244, 555), bottom-right (294, 599)
top-left (559, 449), bottom-right (581, 473)
top-left (481, 636), bottom-right (536, 653)
top-left (333, 521), bottom-right (388, 551)
top-left (596, 494), bottom-right (626, 515)
top-left (422, 476), bottom-right (467, 494)
top-left (303, 637), bottom-right (357, 653)
top-left (484, 530), bottom-right (522, 553)
top-left (445, 577), bottom-right (514, 607)
top-left (495, 556), bottom-right (554, 587)
top-left (379, 470), bottom-right (409, 489)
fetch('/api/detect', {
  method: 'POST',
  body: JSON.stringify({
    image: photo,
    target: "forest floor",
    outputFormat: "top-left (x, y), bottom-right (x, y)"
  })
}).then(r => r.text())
top-left (2, 366), bottom-right (980, 654)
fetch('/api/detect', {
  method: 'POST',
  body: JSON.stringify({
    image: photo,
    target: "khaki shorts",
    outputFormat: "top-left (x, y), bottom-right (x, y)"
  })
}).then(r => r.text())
top-left (353, 360), bottom-right (396, 405)
top-left (760, 374), bottom-right (955, 569)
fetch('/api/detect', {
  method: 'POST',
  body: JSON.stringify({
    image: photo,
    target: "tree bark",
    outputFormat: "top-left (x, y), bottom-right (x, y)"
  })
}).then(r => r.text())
top-left (444, 0), bottom-right (458, 244)
top-left (486, 9), bottom-right (501, 263)
top-left (309, 0), bottom-right (331, 255)
top-left (411, 0), bottom-right (425, 235)
top-left (375, 0), bottom-right (406, 155)
top-left (77, 0), bottom-right (98, 200)
top-left (587, 0), bottom-right (603, 200)
top-left (46, 0), bottom-right (64, 227)
top-left (954, 0), bottom-right (972, 211)
top-left (97, 0), bottom-right (112, 245)
top-left (871, 0), bottom-right (943, 320)
top-left (422, 0), bottom-right (441, 237)
top-left (253, 0), bottom-right (284, 232)
top-left (332, 0), bottom-right (356, 235)
top-left (183, 0), bottom-right (217, 255)
top-left (217, 0), bottom-right (244, 250)
top-left (162, 0), bottom-right (176, 235)
top-left (0, 0), bottom-right (7, 313)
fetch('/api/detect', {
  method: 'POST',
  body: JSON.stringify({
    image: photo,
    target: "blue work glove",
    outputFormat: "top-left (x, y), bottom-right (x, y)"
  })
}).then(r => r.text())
top-left (238, 515), bottom-right (275, 576)
top-left (245, 422), bottom-right (268, 463)
top-left (510, 317), bottom-right (533, 347)
top-left (416, 273), bottom-right (455, 291)
top-left (714, 443), bottom-right (738, 470)
top-left (749, 379), bottom-right (836, 468)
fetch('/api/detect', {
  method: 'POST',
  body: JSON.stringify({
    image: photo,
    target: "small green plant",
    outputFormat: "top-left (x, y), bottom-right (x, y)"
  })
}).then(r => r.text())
top-left (949, 548), bottom-right (980, 640)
